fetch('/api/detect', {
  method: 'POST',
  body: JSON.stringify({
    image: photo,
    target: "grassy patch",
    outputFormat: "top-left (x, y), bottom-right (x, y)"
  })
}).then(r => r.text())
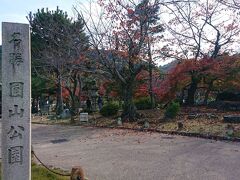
top-left (0, 163), bottom-right (69, 180)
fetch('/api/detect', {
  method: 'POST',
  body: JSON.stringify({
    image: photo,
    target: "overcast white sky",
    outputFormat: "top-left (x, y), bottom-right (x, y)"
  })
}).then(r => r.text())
top-left (0, 0), bottom-right (82, 44)
top-left (2, 0), bottom-right (238, 66)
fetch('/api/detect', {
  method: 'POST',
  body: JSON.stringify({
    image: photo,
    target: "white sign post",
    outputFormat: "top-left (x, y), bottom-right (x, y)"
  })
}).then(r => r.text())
top-left (1, 22), bottom-right (31, 180)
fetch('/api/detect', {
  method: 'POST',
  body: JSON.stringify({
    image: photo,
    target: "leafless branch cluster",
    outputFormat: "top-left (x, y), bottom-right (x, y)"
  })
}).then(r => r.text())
top-left (217, 0), bottom-right (240, 9)
top-left (159, 0), bottom-right (240, 60)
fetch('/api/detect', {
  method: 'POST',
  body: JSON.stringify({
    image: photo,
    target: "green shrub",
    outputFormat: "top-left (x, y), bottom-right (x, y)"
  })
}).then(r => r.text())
top-left (100, 102), bottom-right (119, 117)
top-left (0, 162), bottom-right (69, 180)
top-left (164, 102), bottom-right (180, 119)
top-left (134, 97), bottom-right (152, 110)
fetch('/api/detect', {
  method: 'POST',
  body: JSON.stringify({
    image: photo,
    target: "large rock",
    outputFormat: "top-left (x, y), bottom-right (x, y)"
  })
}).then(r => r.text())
top-left (209, 101), bottom-right (240, 111)
top-left (209, 91), bottom-right (240, 111)
top-left (216, 92), bottom-right (240, 101)
top-left (224, 115), bottom-right (240, 123)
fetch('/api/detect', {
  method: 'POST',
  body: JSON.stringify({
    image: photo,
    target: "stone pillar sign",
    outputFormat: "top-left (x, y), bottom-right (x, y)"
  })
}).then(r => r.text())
top-left (1, 22), bottom-right (31, 180)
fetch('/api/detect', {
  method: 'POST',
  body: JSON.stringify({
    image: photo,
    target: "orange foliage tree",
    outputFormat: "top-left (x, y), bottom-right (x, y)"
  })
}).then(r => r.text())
top-left (76, 0), bottom-right (164, 121)
top-left (157, 54), bottom-right (240, 104)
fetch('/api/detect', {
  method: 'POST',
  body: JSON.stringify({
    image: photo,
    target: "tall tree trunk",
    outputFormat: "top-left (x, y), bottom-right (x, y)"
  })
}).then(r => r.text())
top-left (56, 74), bottom-right (63, 115)
top-left (31, 97), bottom-right (38, 113)
top-left (64, 87), bottom-right (77, 123)
top-left (69, 93), bottom-right (76, 123)
top-left (77, 75), bottom-right (82, 107)
top-left (186, 78), bottom-right (198, 105)
top-left (148, 40), bottom-right (154, 108)
top-left (66, 73), bottom-right (78, 123)
top-left (122, 82), bottom-right (137, 121)
top-left (204, 81), bottom-right (214, 105)
top-left (180, 88), bottom-right (185, 105)
top-left (204, 89), bottom-right (210, 105)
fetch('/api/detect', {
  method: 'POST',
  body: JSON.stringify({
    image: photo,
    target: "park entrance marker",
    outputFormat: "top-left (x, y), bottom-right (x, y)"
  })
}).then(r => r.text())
top-left (1, 22), bottom-right (31, 180)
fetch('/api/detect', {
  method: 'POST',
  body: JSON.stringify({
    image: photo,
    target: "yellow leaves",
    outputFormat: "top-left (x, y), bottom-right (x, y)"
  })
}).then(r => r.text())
top-left (233, 58), bottom-right (240, 67)
top-left (130, 56), bottom-right (140, 63)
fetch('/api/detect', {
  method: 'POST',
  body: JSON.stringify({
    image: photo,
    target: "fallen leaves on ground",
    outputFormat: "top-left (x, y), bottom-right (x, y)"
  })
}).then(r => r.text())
top-left (32, 107), bottom-right (240, 138)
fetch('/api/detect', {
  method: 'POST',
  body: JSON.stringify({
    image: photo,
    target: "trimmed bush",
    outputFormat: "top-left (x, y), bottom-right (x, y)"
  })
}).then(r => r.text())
top-left (164, 102), bottom-right (180, 119)
top-left (100, 102), bottom-right (119, 117)
top-left (134, 97), bottom-right (152, 110)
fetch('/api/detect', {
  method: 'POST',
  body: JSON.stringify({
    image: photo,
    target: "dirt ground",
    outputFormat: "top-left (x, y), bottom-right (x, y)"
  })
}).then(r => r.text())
top-left (32, 107), bottom-right (240, 138)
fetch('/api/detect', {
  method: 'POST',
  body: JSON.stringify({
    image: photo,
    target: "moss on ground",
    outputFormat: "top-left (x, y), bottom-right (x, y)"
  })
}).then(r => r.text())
top-left (0, 163), bottom-right (69, 180)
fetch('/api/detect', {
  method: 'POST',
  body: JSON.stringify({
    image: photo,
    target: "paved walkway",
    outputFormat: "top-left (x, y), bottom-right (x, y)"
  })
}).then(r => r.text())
top-left (2, 124), bottom-right (240, 179)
